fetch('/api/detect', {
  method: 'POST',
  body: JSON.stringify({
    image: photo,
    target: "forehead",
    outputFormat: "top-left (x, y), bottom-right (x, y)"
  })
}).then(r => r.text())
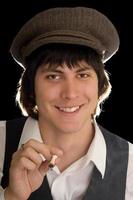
top-left (38, 60), bottom-right (93, 71)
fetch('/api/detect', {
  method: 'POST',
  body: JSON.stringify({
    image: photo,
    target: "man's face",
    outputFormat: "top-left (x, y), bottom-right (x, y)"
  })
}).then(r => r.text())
top-left (35, 61), bottom-right (98, 134)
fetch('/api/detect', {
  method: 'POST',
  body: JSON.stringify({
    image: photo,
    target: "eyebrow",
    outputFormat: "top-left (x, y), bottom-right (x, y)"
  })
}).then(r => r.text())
top-left (41, 68), bottom-right (64, 74)
top-left (41, 66), bottom-right (92, 74)
top-left (76, 66), bottom-right (92, 73)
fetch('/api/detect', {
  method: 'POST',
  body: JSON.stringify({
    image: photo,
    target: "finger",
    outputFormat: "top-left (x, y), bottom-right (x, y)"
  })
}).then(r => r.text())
top-left (20, 147), bottom-right (43, 167)
top-left (11, 149), bottom-right (24, 165)
top-left (11, 156), bottom-right (37, 171)
top-left (39, 160), bottom-right (49, 176)
top-left (23, 139), bottom-right (52, 161)
top-left (23, 139), bottom-right (63, 161)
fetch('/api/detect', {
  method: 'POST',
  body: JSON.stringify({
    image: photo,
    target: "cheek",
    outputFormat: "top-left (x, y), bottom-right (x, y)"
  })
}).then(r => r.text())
top-left (85, 84), bottom-right (99, 114)
top-left (84, 81), bottom-right (98, 99)
top-left (35, 81), bottom-right (59, 103)
top-left (92, 85), bottom-right (99, 99)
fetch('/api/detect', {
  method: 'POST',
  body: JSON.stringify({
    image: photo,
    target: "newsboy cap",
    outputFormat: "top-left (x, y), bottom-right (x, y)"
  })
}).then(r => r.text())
top-left (10, 7), bottom-right (120, 68)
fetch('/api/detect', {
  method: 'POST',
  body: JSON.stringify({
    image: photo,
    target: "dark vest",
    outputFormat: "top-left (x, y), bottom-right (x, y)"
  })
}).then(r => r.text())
top-left (1, 117), bottom-right (129, 200)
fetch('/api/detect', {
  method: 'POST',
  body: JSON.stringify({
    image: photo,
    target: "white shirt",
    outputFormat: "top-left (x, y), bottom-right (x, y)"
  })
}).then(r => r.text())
top-left (0, 117), bottom-right (133, 199)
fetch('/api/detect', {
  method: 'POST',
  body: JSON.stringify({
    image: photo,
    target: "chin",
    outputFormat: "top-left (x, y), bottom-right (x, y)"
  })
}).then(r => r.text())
top-left (56, 123), bottom-right (86, 135)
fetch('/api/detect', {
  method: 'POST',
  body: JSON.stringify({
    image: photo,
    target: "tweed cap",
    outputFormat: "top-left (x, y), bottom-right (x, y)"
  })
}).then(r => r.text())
top-left (10, 7), bottom-right (120, 68)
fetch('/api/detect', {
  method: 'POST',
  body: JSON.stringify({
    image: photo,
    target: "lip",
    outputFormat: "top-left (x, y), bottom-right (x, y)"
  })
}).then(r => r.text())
top-left (55, 104), bottom-right (84, 115)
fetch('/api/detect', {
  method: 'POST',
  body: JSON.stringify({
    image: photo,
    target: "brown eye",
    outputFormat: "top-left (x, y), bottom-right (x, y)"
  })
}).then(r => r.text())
top-left (46, 74), bottom-right (61, 80)
top-left (77, 73), bottom-right (90, 79)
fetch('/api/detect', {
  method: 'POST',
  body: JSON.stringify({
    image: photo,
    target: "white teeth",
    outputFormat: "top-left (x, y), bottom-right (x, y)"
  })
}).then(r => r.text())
top-left (59, 106), bottom-right (80, 113)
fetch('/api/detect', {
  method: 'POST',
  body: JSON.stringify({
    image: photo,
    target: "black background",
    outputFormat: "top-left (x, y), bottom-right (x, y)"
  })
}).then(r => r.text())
top-left (0, 1), bottom-right (132, 142)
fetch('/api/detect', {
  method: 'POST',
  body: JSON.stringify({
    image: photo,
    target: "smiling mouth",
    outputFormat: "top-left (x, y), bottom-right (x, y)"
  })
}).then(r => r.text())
top-left (55, 105), bottom-right (82, 113)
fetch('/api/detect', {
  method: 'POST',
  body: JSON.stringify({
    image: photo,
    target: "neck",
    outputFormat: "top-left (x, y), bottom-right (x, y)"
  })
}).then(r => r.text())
top-left (38, 119), bottom-right (95, 171)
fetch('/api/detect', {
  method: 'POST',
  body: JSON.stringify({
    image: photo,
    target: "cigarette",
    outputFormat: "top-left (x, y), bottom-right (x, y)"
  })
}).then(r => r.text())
top-left (49, 155), bottom-right (58, 168)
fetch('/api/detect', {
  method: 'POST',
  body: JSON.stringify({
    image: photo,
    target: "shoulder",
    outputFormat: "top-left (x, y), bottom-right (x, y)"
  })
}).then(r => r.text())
top-left (128, 142), bottom-right (133, 169)
top-left (0, 120), bottom-right (6, 129)
top-left (99, 125), bottom-right (129, 148)
top-left (125, 142), bottom-right (133, 198)
top-left (0, 117), bottom-right (27, 134)
top-left (0, 117), bottom-right (27, 146)
top-left (0, 121), bottom-right (6, 181)
top-left (0, 117), bottom-right (27, 173)
top-left (0, 120), bottom-right (6, 145)
top-left (6, 116), bottom-right (27, 125)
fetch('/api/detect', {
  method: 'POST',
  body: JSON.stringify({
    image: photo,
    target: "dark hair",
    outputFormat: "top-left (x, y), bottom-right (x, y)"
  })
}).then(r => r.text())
top-left (16, 44), bottom-right (111, 119)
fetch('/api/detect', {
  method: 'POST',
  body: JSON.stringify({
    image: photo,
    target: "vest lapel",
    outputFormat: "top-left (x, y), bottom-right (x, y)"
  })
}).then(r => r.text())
top-left (83, 126), bottom-right (128, 200)
top-left (28, 176), bottom-right (53, 200)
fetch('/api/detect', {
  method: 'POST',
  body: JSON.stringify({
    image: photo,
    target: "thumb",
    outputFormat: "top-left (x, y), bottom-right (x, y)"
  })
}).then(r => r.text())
top-left (39, 160), bottom-right (49, 176)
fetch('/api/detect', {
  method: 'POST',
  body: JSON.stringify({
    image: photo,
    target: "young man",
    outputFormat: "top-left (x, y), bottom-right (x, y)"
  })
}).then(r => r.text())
top-left (0, 7), bottom-right (133, 200)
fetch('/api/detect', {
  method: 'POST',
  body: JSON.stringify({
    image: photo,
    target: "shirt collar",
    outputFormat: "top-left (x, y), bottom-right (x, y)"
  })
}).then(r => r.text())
top-left (87, 119), bottom-right (106, 178)
top-left (18, 117), bottom-right (106, 178)
top-left (18, 117), bottom-right (43, 149)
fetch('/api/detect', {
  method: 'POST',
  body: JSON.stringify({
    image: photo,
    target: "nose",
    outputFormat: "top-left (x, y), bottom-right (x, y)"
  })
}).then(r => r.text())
top-left (61, 79), bottom-right (79, 100)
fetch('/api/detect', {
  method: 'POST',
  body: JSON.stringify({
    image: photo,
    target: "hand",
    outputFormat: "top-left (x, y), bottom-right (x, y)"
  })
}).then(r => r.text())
top-left (5, 139), bottom-right (63, 200)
